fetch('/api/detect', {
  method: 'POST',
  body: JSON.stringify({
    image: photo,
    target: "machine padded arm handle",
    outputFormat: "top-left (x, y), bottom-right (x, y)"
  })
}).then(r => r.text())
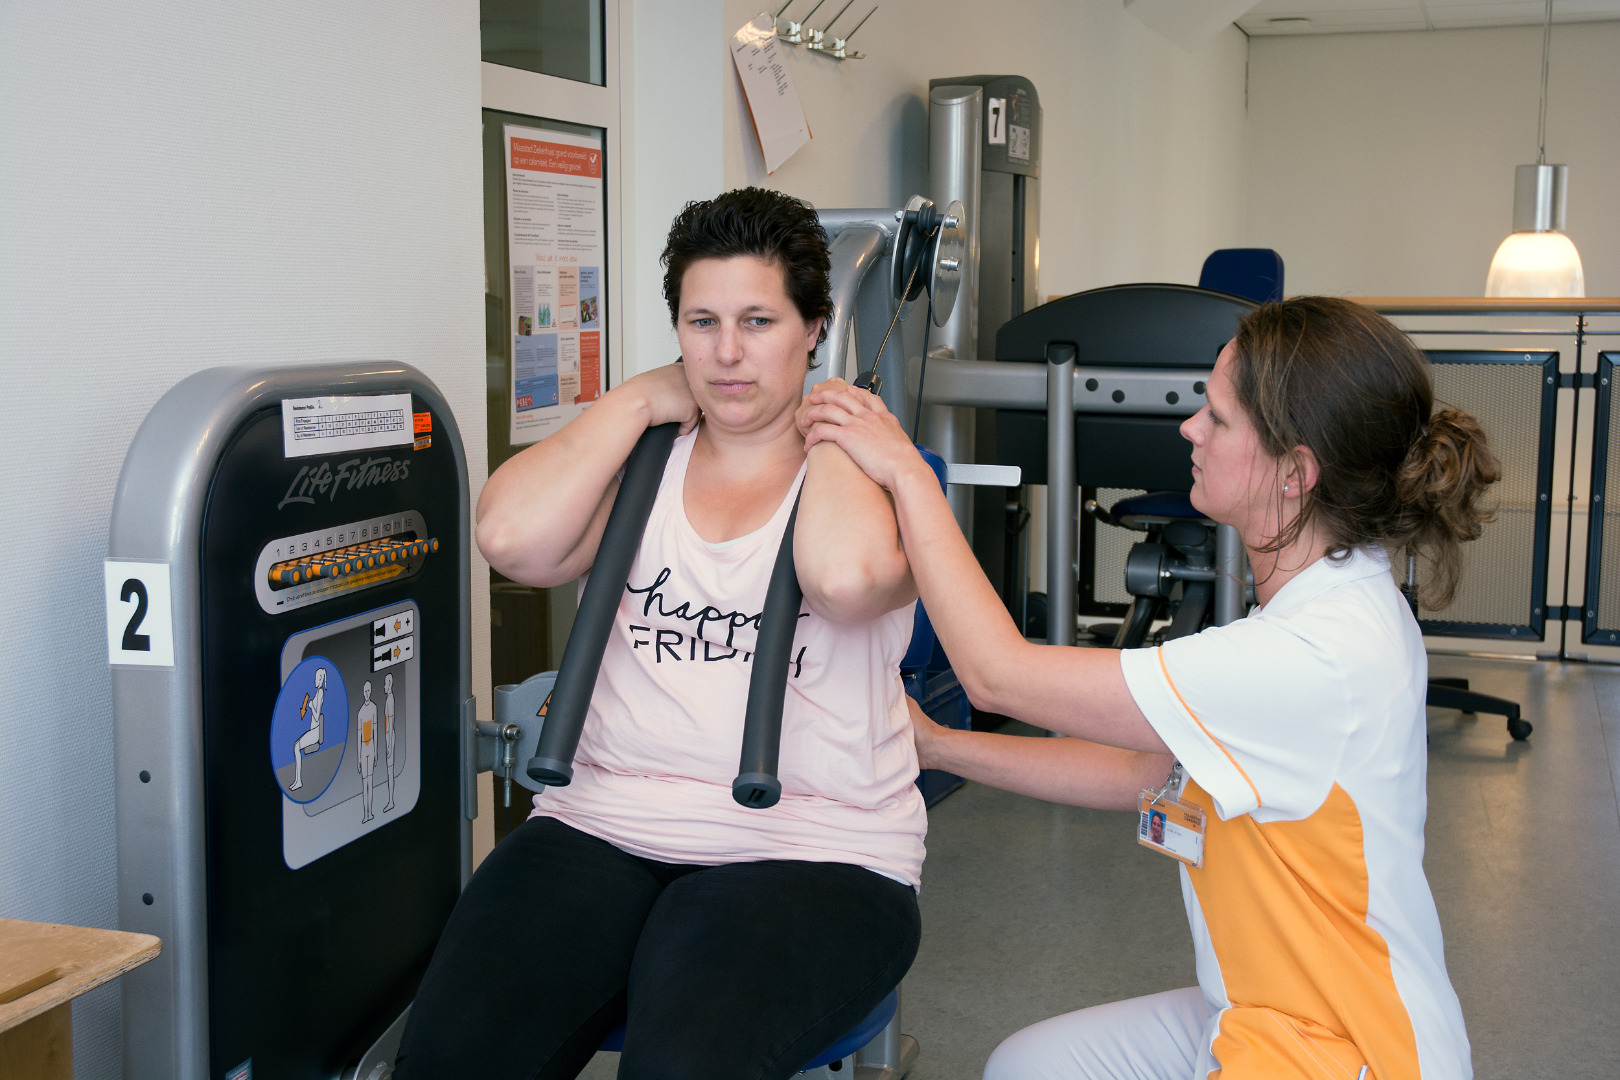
top-left (526, 422), bottom-right (680, 786)
top-left (732, 495), bottom-right (803, 809)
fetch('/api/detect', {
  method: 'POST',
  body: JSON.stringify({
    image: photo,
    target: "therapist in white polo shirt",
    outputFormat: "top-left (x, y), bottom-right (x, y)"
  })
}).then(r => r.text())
top-left (801, 296), bottom-right (1500, 1080)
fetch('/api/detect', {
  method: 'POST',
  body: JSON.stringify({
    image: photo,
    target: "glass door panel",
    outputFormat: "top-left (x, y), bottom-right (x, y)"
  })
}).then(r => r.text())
top-left (481, 0), bottom-right (605, 85)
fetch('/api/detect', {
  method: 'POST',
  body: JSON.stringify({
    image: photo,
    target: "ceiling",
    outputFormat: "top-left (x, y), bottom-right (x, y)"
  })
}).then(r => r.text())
top-left (1236, 0), bottom-right (1620, 35)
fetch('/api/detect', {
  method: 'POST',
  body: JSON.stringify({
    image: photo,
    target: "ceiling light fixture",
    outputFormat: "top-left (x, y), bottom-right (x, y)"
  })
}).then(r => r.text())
top-left (1486, 0), bottom-right (1583, 297)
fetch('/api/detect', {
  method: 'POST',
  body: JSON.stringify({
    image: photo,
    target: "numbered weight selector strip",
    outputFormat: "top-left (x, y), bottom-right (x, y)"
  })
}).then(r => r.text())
top-left (253, 510), bottom-right (437, 614)
top-left (267, 536), bottom-right (437, 587)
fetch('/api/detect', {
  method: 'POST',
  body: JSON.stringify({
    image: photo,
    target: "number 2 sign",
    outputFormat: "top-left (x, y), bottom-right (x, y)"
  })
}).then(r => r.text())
top-left (106, 561), bottom-right (175, 667)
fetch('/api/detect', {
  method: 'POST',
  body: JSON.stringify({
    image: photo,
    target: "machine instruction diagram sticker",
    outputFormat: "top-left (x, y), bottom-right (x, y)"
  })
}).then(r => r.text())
top-left (275, 601), bottom-right (422, 869)
top-left (105, 560), bottom-right (175, 667)
top-left (270, 656), bottom-right (349, 804)
top-left (281, 392), bottom-right (414, 459)
top-left (1008, 123), bottom-right (1031, 161)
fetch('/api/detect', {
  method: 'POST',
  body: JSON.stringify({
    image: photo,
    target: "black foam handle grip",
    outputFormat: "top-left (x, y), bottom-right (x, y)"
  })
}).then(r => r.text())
top-left (732, 495), bottom-right (803, 809)
top-left (526, 422), bottom-right (680, 786)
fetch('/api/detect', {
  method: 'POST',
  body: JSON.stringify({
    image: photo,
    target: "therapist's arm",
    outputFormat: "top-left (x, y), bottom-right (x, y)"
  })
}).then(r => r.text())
top-left (793, 382), bottom-right (917, 623)
top-left (801, 384), bottom-right (1169, 754)
top-left (908, 697), bottom-right (1173, 811)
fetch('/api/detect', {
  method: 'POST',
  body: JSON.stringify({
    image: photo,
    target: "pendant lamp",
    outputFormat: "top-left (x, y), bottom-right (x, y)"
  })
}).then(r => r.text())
top-left (1485, 0), bottom-right (1584, 298)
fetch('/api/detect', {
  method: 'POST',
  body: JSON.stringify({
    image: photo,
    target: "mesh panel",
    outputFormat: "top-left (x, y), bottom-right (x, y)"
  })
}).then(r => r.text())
top-left (1093, 487), bottom-right (1147, 606)
top-left (1418, 360), bottom-right (1546, 629)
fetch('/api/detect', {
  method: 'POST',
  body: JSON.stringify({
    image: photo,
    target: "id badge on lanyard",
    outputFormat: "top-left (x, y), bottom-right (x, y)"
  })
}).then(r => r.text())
top-left (1138, 762), bottom-right (1206, 868)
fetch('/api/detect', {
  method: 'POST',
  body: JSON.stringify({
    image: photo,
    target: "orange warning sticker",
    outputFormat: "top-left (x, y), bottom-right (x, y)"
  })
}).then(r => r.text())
top-left (414, 434), bottom-right (432, 451)
top-left (413, 411), bottom-right (432, 434)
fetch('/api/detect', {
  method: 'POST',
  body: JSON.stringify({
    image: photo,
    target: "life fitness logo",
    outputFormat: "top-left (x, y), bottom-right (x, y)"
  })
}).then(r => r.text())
top-left (510, 137), bottom-right (601, 178)
top-left (279, 456), bottom-right (411, 510)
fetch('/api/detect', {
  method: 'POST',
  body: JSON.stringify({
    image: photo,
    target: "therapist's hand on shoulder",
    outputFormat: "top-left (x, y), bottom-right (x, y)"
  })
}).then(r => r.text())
top-left (798, 380), bottom-right (926, 492)
top-left (625, 360), bottom-right (700, 435)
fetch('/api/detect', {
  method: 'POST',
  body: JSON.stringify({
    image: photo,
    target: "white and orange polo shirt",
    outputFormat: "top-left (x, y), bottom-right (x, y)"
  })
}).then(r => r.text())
top-left (1119, 547), bottom-right (1471, 1079)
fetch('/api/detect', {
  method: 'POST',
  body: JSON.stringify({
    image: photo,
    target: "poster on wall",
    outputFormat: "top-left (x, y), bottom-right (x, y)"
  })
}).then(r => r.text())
top-left (503, 124), bottom-right (607, 446)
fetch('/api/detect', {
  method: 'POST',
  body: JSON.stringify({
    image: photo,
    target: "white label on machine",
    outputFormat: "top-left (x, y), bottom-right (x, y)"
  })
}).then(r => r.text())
top-left (1008, 123), bottom-right (1031, 161)
top-left (281, 393), bottom-right (414, 459)
top-left (105, 560), bottom-right (175, 667)
top-left (987, 98), bottom-right (1007, 144)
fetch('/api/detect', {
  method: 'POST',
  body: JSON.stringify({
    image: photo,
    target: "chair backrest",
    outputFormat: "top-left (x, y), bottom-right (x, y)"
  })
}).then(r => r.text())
top-left (1198, 248), bottom-right (1285, 305)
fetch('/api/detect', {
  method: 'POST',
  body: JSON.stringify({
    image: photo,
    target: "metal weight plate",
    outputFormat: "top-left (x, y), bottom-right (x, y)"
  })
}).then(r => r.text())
top-left (928, 199), bottom-right (966, 327)
top-left (890, 194), bottom-right (932, 320)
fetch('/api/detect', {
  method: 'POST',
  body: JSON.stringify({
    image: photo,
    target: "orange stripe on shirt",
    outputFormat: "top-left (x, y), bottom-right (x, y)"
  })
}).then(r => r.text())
top-left (1157, 647), bottom-right (1264, 810)
top-left (1185, 779), bottom-right (1418, 1080)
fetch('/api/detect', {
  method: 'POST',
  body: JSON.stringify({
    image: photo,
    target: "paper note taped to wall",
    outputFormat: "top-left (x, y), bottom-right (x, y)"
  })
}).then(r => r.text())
top-left (730, 13), bottom-right (811, 174)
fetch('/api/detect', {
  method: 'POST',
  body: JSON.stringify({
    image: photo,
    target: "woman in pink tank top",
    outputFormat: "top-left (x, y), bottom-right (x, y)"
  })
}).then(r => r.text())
top-left (395, 189), bottom-right (927, 1080)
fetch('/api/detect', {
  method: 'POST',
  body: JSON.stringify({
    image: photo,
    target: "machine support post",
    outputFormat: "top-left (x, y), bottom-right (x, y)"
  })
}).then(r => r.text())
top-left (1045, 342), bottom-right (1077, 647)
top-left (1214, 524), bottom-right (1245, 627)
top-left (925, 84), bottom-right (983, 533)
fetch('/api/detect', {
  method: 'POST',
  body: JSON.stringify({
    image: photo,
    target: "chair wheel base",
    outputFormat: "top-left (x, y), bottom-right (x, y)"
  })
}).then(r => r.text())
top-left (1508, 718), bottom-right (1533, 741)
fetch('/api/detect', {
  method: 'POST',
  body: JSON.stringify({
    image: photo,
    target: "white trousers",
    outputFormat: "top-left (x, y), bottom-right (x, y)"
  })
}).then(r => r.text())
top-left (983, 987), bottom-right (1213, 1080)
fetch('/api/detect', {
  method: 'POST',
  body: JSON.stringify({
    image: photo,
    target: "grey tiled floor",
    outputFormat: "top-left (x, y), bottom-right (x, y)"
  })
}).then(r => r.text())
top-left (581, 655), bottom-right (1620, 1079)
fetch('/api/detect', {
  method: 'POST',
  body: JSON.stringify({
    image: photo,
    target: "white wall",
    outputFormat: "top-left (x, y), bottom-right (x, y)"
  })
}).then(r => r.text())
top-left (721, 0), bottom-right (1253, 297)
top-left (0, 3), bottom-right (487, 1075)
top-left (623, 0), bottom-right (726, 375)
top-left (1246, 22), bottom-right (1620, 297)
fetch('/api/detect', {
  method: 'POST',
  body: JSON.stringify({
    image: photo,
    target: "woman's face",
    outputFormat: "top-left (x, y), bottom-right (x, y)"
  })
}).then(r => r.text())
top-left (1180, 341), bottom-right (1281, 538)
top-left (675, 255), bottom-right (822, 436)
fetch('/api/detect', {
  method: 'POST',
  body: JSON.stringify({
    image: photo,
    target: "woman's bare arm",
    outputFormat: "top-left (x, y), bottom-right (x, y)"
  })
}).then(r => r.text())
top-left (476, 362), bottom-right (697, 587)
top-left (909, 697), bottom-right (1172, 810)
top-left (793, 397), bottom-right (918, 622)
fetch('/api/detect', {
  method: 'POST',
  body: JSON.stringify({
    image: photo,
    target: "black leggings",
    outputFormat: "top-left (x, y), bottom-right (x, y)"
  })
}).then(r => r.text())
top-left (394, 817), bottom-right (921, 1080)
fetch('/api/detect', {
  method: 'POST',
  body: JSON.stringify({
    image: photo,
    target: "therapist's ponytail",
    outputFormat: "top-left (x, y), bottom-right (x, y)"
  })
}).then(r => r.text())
top-left (1231, 297), bottom-right (1501, 611)
top-left (1391, 407), bottom-right (1500, 609)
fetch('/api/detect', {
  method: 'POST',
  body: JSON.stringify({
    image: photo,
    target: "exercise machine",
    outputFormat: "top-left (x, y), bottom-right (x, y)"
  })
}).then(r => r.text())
top-left (109, 364), bottom-right (472, 1080)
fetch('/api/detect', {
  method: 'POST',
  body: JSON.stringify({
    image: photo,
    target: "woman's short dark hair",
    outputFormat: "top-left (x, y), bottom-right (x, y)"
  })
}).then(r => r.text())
top-left (1229, 296), bottom-right (1502, 610)
top-left (661, 187), bottom-right (833, 362)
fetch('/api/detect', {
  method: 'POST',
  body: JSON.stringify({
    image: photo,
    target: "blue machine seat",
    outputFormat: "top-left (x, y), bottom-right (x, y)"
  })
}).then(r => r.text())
top-left (1108, 490), bottom-right (1209, 530)
top-left (598, 988), bottom-right (898, 1070)
top-left (1109, 490), bottom-right (1199, 519)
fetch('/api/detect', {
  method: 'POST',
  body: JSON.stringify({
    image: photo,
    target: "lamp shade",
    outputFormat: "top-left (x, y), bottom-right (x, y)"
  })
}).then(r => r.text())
top-left (1486, 230), bottom-right (1585, 298)
top-left (1486, 163), bottom-right (1584, 298)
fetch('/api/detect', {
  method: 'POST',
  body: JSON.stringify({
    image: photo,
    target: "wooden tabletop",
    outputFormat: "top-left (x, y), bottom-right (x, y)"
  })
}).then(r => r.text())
top-left (0, 919), bottom-right (161, 1034)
